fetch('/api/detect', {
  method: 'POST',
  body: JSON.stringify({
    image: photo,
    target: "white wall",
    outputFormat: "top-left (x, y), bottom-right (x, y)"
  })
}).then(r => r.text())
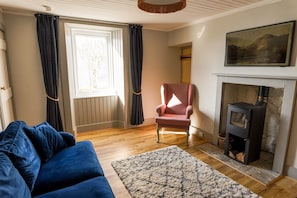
top-left (3, 13), bottom-right (181, 130)
top-left (168, 0), bottom-right (297, 178)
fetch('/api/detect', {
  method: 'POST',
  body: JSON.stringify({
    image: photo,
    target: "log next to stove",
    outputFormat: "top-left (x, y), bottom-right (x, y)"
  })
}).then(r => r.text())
top-left (224, 86), bottom-right (269, 164)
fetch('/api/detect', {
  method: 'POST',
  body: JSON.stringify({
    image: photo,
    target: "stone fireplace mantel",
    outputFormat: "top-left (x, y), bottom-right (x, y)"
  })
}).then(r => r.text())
top-left (214, 73), bottom-right (297, 174)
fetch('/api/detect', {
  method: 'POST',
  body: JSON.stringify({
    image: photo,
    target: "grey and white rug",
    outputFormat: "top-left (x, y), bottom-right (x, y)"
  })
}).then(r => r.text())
top-left (111, 145), bottom-right (261, 198)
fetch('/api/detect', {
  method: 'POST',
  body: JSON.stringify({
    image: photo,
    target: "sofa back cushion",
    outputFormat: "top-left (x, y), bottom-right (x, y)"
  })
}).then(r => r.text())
top-left (0, 121), bottom-right (41, 191)
top-left (24, 121), bottom-right (75, 163)
top-left (59, 131), bottom-right (76, 146)
top-left (0, 152), bottom-right (31, 198)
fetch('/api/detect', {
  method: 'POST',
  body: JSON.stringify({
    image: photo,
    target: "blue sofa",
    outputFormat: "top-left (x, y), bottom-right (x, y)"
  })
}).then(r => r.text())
top-left (0, 121), bottom-right (115, 198)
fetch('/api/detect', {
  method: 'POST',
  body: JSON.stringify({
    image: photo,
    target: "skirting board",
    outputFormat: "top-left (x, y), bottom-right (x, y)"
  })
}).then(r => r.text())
top-left (76, 121), bottom-right (120, 132)
top-left (285, 165), bottom-right (297, 180)
top-left (76, 118), bottom-right (156, 133)
top-left (190, 126), bottom-right (213, 142)
top-left (142, 117), bottom-right (155, 126)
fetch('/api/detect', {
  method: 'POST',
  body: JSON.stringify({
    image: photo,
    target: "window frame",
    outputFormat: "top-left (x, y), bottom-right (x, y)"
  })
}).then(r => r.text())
top-left (64, 23), bottom-right (122, 99)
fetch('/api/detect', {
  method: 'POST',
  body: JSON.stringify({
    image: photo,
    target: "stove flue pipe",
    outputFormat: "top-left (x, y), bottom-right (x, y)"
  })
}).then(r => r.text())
top-left (256, 86), bottom-right (269, 105)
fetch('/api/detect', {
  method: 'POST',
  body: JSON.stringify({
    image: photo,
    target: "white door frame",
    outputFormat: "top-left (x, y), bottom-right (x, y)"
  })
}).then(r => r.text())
top-left (0, 31), bottom-right (14, 130)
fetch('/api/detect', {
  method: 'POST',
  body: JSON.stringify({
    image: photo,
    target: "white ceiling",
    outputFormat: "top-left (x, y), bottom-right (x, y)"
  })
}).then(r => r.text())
top-left (0, 0), bottom-right (278, 31)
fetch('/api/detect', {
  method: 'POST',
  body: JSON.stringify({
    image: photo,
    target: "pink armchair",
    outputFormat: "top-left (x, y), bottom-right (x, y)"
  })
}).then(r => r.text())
top-left (155, 83), bottom-right (194, 145)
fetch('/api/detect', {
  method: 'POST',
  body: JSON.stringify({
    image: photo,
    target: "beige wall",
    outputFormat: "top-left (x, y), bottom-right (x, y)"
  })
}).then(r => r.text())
top-left (0, 10), bottom-right (4, 28)
top-left (168, 0), bottom-right (297, 178)
top-left (4, 14), bottom-right (46, 125)
top-left (142, 29), bottom-right (181, 123)
top-left (3, 13), bottom-right (181, 130)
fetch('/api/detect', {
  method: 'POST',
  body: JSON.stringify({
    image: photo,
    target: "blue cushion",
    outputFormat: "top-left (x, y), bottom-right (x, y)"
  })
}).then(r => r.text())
top-left (0, 121), bottom-right (41, 191)
top-left (0, 152), bottom-right (31, 198)
top-left (0, 131), bottom-right (4, 140)
top-left (59, 131), bottom-right (76, 146)
top-left (24, 122), bottom-right (70, 163)
top-left (33, 141), bottom-right (104, 195)
top-left (34, 176), bottom-right (115, 198)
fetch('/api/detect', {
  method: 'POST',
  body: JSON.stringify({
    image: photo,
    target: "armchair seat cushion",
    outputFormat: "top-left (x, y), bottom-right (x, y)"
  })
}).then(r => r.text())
top-left (156, 114), bottom-right (190, 128)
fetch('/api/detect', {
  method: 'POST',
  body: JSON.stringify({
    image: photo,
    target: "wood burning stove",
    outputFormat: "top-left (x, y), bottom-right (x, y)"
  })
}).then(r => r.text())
top-left (224, 86), bottom-right (268, 164)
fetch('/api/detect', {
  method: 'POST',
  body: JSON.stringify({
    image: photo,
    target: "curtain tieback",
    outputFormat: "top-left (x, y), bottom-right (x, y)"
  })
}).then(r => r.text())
top-left (47, 94), bottom-right (59, 102)
top-left (132, 90), bottom-right (142, 95)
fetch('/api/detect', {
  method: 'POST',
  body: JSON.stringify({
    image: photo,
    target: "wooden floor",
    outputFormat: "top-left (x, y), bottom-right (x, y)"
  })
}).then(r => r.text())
top-left (76, 125), bottom-right (297, 198)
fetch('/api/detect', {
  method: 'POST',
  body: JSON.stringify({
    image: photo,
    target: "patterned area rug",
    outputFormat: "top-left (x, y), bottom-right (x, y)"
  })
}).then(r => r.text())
top-left (111, 146), bottom-right (260, 198)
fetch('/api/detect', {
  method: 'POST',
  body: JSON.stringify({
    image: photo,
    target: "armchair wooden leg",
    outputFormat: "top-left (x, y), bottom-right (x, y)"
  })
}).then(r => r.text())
top-left (157, 127), bottom-right (160, 143)
top-left (186, 130), bottom-right (189, 146)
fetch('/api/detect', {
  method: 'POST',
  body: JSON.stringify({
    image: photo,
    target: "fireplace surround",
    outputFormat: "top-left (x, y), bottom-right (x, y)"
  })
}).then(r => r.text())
top-left (214, 73), bottom-right (297, 174)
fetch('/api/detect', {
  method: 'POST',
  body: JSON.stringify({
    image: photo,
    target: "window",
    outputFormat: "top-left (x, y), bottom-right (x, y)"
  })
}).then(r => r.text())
top-left (65, 23), bottom-right (123, 98)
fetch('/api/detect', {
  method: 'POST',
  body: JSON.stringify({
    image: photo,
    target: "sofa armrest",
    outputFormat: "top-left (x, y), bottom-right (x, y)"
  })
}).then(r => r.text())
top-left (156, 104), bottom-right (166, 116)
top-left (185, 105), bottom-right (193, 118)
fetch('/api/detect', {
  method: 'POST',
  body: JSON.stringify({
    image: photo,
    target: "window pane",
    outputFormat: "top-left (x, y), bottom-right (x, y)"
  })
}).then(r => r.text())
top-left (74, 34), bottom-right (110, 94)
top-left (65, 23), bottom-right (124, 98)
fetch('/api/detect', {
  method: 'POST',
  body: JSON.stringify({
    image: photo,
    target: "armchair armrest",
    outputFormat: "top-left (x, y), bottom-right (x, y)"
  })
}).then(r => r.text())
top-left (185, 105), bottom-right (193, 118)
top-left (156, 104), bottom-right (166, 116)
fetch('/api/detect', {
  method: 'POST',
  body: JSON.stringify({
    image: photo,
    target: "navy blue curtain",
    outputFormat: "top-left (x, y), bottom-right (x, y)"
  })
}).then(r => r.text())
top-left (129, 24), bottom-right (144, 125)
top-left (35, 14), bottom-right (63, 131)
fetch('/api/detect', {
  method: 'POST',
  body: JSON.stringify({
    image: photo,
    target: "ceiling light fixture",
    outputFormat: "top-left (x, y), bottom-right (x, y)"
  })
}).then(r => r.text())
top-left (138, 0), bottom-right (186, 13)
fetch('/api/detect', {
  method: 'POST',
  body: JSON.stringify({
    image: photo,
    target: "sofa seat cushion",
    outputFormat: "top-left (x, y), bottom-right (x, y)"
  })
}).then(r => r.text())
top-left (0, 152), bottom-right (31, 198)
top-left (0, 121), bottom-right (41, 191)
top-left (25, 122), bottom-right (75, 163)
top-left (33, 176), bottom-right (114, 198)
top-left (33, 141), bottom-right (104, 195)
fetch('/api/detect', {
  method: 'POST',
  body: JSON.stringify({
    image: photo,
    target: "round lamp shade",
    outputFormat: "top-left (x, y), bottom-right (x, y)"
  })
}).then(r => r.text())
top-left (138, 0), bottom-right (186, 13)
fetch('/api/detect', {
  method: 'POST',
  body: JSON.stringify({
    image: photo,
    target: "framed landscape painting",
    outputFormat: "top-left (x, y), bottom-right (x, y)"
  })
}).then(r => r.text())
top-left (225, 21), bottom-right (295, 66)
